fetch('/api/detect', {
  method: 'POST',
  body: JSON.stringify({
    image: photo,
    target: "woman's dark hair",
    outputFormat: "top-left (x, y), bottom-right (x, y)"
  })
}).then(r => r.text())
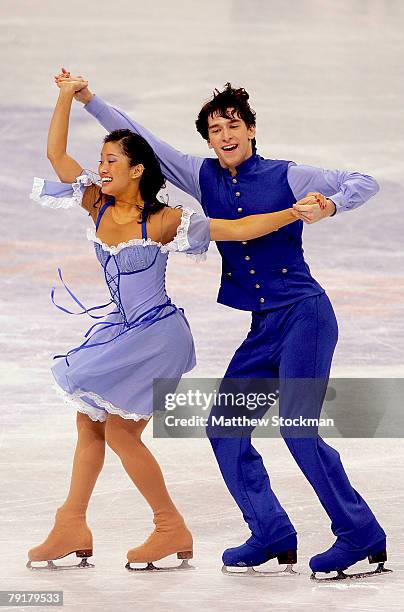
top-left (195, 83), bottom-right (257, 150)
top-left (103, 129), bottom-right (167, 222)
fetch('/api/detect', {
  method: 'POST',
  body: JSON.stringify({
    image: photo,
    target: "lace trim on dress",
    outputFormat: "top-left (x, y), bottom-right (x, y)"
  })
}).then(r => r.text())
top-left (30, 174), bottom-right (94, 209)
top-left (53, 383), bottom-right (152, 422)
top-left (87, 227), bottom-right (162, 254)
top-left (87, 207), bottom-right (206, 262)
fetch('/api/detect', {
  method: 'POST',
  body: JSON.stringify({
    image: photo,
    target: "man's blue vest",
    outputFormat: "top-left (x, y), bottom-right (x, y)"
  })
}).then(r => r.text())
top-left (199, 153), bottom-right (324, 311)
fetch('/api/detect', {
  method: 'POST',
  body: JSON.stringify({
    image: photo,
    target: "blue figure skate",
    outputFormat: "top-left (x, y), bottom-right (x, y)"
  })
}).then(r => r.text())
top-left (310, 537), bottom-right (392, 581)
top-left (222, 534), bottom-right (298, 577)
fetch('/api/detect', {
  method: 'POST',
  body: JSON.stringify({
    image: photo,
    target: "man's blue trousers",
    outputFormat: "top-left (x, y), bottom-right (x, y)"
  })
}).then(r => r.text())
top-left (207, 293), bottom-right (383, 548)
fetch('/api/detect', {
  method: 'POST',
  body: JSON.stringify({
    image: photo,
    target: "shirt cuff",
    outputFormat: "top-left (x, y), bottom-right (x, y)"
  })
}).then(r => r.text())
top-left (84, 94), bottom-right (104, 117)
top-left (328, 193), bottom-right (344, 216)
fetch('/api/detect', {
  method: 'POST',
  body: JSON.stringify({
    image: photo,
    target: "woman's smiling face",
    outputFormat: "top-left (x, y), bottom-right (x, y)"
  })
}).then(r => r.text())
top-left (98, 141), bottom-right (132, 197)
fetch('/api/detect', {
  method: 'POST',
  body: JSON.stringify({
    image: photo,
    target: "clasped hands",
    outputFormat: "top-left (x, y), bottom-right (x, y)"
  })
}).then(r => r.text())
top-left (292, 192), bottom-right (336, 223)
top-left (54, 68), bottom-right (91, 103)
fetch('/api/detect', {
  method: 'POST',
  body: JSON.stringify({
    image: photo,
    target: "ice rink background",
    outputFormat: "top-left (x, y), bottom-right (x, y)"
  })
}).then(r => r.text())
top-left (1, 0), bottom-right (403, 610)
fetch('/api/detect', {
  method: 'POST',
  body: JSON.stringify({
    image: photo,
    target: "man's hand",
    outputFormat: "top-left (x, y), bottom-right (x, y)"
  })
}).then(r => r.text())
top-left (56, 76), bottom-right (89, 97)
top-left (54, 68), bottom-right (94, 104)
top-left (293, 192), bottom-right (336, 224)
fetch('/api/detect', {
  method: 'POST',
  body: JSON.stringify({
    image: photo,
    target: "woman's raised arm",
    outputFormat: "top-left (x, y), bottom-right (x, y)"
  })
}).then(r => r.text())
top-left (47, 79), bottom-right (87, 183)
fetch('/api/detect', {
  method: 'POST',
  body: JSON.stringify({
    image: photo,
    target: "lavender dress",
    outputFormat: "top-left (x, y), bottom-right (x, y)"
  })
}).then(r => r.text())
top-left (30, 173), bottom-right (210, 422)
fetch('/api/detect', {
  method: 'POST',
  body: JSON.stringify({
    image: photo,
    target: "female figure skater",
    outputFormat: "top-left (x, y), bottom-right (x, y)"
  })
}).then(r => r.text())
top-left (27, 76), bottom-right (304, 571)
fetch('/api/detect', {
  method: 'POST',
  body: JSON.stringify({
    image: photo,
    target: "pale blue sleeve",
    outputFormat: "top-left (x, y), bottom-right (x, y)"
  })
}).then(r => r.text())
top-left (29, 171), bottom-right (96, 209)
top-left (84, 95), bottom-right (203, 202)
top-left (287, 162), bottom-right (380, 215)
top-left (161, 209), bottom-right (210, 260)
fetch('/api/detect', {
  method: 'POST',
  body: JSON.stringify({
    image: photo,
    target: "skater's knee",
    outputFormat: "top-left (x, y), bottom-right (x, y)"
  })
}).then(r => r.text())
top-left (318, 440), bottom-right (341, 466)
top-left (105, 416), bottom-right (123, 451)
top-left (282, 434), bottom-right (316, 454)
top-left (105, 414), bottom-right (146, 452)
top-left (282, 435), bottom-right (341, 466)
top-left (76, 411), bottom-right (106, 440)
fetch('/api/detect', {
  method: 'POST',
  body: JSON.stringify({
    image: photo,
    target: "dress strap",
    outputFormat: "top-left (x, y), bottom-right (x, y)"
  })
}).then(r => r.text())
top-left (141, 201), bottom-right (148, 240)
top-left (95, 200), bottom-right (114, 231)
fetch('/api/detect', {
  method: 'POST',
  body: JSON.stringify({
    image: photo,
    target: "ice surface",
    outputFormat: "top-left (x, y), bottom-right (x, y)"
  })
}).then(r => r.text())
top-left (1, 1), bottom-right (403, 610)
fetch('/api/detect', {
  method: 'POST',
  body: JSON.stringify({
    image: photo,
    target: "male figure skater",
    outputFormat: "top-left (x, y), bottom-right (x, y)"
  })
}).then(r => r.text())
top-left (61, 72), bottom-right (386, 579)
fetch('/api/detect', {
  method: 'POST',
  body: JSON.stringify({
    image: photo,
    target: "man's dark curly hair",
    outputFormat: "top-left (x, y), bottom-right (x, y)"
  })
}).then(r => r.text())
top-left (195, 83), bottom-right (257, 150)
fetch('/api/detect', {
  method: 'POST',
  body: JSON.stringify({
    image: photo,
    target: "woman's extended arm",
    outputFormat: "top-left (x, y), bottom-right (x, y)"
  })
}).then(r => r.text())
top-left (47, 80), bottom-right (87, 183)
top-left (209, 207), bottom-right (298, 241)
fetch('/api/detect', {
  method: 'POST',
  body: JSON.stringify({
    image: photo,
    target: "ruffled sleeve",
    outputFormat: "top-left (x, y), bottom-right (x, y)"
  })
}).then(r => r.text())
top-left (29, 171), bottom-right (99, 209)
top-left (160, 207), bottom-right (210, 261)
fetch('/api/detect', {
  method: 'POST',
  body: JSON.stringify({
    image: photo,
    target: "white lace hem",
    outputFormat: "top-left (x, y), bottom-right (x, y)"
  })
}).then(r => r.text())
top-left (87, 206), bottom-right (206, 261)
top-left (30, 174), bottom-right (94, 209)
top-left (53, 383), bottom-right (152, 422)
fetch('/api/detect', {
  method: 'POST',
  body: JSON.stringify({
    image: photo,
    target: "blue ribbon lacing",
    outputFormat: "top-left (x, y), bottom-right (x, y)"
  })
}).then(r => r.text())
top-left (52, 250), bottom-right (180, 366)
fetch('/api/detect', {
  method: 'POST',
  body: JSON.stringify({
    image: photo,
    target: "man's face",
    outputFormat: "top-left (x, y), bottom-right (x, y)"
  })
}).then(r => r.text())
top-left (207, 109), bottom-right (256, 171)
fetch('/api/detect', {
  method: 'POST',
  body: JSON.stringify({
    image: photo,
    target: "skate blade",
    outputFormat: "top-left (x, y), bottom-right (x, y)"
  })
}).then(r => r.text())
top-left (126, 559), bottom-right (195, 572)
top-left (222, 563), bottom-right (298, 577)
top-left (311, 562), bottom-right (393, 582)
top-left (26, 557), bottom-right (94, 571)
